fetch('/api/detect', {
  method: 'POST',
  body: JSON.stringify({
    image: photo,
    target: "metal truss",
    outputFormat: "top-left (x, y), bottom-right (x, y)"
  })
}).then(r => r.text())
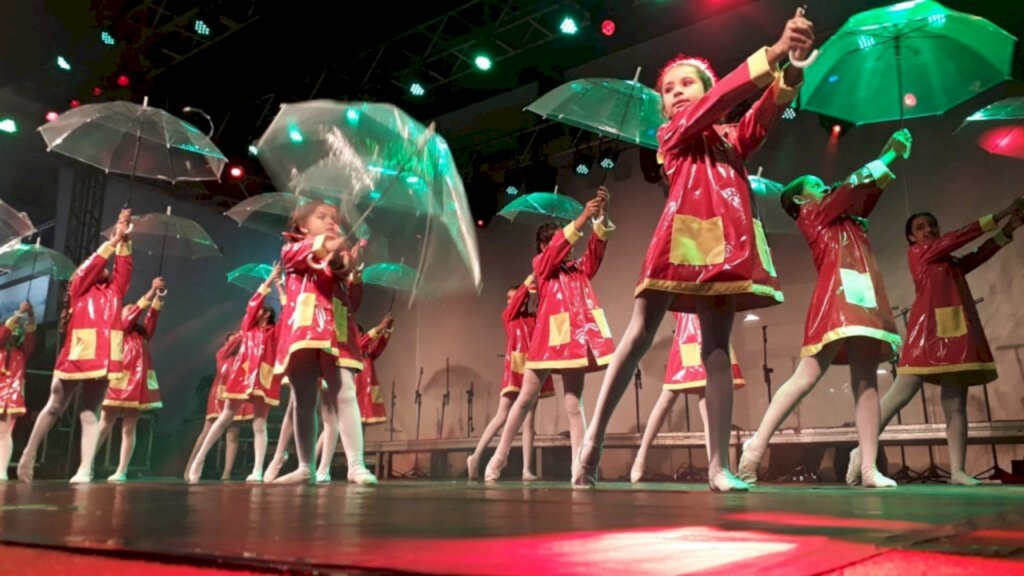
top-left (64, 168), bottom-right (106, 265)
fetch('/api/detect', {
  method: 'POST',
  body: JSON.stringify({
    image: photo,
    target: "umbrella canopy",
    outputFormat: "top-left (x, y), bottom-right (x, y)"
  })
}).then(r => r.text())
top-left (801, 0), bottom-right (1016, 125)
top-left (526, 73), bottom-right (664, 149)
top-left (497, 190), bottom-right (584, 224)
top-left (956, 96), bottom-right (1024, 160)
top-left (226, 263), bottom-right (276, 294)
top-left (0, 201), bottom-right (36, 252)
top-left (38, 99), bottom-right (227, 182)
top-left (256, 100), bottom-right (481, 303)
top-left (225, 192), bottom-right (309, 236)
top-left (103, 206), bottom-right (220, 273)
top-left (363, 262), bottom-right (418, 292)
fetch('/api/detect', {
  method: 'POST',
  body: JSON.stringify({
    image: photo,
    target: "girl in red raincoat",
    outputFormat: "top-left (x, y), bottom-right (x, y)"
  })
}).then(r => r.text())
top-left (848, 198), bottom-right (1024, 487)
top-left (271, 200), bottom-right (375, 485)
top-left (184, 331), bottom-right (251, 481)
top-left (97, 276), bottom-right (166, 482)
top-left (355, 313), bottom-right (394, 426)
top-left (738, 130), bottom-right (912, 489)
top-left (188, 268), bottom-right (283, 483)
top-left (467, 278), bottom-right (555, 482)
top-left (18, 209), bottom-right (133, 483)
top-left (484, 189), bottom-right (615, 482)
top-left (0, 301), bottom-right (36, 481)
top-left (630, 313), bottom-right (744, 482)
top-left (578, 11), bottom-right (813, 491)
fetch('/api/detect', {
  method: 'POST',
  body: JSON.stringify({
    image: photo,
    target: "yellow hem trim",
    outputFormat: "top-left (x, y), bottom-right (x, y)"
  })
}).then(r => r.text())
top-left (54, 368), bottom-right (111, 380)
top-left (273, 340), bottom-right (341, 374)
top-left (337, 358), bottom-right (364, 371)
top-left (250, 389), bottom-right (281, 406)
top-left (500, 386), bottom-right (521, 397)
top-left (0, 407), bottom-right (26, 415)
top-left (525, 353), bottom-right (614, 371)
top-left (980, 214), bottom-right (997, 234)
top-left (664, 378), bottom-right (746, 391)
top-left (898, 362), bottom-right (997, 376)
top-left (800, 327), bottom-right (902, 359)
top-left (636, 278), bottom-right (784, 303)
top-left (362, 416), bottom-right (388, 425)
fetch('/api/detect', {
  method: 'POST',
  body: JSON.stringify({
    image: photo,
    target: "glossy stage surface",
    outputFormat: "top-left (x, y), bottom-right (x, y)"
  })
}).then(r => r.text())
top-left (2, 480), bottom-right (1024, 575)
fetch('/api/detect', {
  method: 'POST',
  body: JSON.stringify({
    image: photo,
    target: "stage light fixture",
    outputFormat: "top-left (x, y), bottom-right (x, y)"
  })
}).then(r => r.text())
top-left (92, 86), bottom-right (103, 97)
top-left (194, 19), bottom-right (211, 36)
top-left (903, 93), bottom-right (917, 108)
top-left (819, 115), bottom-right (852, 138)
top-left (70, 99), bottom-right (81, 108)
top-left (506, 185), bottom-right (519, 195)
top-left (117, 75), bottom-right (131, 87)
top-left (248, 145), bottom-right (258, 156)
top-left (474, 54), bottom-right (493, 71)
top-left (598, 148), bottom-right (619, 170)
top-left (782, 106), bottom-right (797, 120)
top-left (601, 19), bottom-right (616, 37)
top-left (574, 150), bottom-right (595, 176)
top-left (288, 127), bottom-right (303, 143)
top-left (0, 119), bottom-right (17, 134)
top-left (56, 56), bottom-right (71, 71)
top-left (45, 111), bottom-right (59, 122)
top-left (410, 82), bottom-right (425, 97)
top-left (101, 31), bottom-right (115, 46)
top-left (560, 17), bottom-right (579, 35)
top-left (228, 165), bottom-right (244, 179)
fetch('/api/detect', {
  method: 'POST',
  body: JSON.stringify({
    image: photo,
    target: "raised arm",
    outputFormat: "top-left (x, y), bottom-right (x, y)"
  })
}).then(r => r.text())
top-left (957, 211), bottom-right (1021, 275)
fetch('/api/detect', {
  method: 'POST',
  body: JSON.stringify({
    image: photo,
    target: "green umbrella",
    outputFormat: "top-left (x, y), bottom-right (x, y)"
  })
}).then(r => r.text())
top-left (801, 0), bottom-right (1016, 125)
top-left (526, 69), bottom-right (663, 150)
top-left (363, 262), bottom-right (418, 292)
top-left (748, 175), bottom-right (784, 197)
top-left (226, 263), bottom-right (276, 294)
top-left (496, 187), bottom-right (583, 224)
top-left (956, 97), bottom-right (1024, 160)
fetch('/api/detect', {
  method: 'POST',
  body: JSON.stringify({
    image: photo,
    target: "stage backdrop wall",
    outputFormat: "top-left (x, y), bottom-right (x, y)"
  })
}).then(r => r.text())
top-left (65, 0), bottom-right (1024, 479)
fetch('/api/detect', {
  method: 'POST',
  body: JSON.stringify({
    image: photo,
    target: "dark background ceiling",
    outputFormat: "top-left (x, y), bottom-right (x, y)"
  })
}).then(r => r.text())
top-left (1, 0), bottom-right (1022, 218)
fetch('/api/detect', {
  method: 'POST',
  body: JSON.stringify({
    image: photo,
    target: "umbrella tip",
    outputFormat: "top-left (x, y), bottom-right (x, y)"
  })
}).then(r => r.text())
top-left (143, 96), bottom-right (149, 107)
top-left (633, 67), bottom-right (642, 82)
top-left (553, 185), bottom-right (559, 195)
top-left (756, 166), bottom-right (764, 178)
top-left (166, 206), bottom-right (172, 215)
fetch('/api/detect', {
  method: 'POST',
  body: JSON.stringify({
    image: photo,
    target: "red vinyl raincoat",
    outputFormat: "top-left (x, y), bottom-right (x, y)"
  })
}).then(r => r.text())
top-left (664, 312), bottom-right (744, 392)
top-left (0, 315), bottom-right (36, 415)
top-left (502, 281), bottom-right (555, 398)
top-left (104, 297), bottom-right (162, 410)
top-left (223, 285), bottom-right (280, 405)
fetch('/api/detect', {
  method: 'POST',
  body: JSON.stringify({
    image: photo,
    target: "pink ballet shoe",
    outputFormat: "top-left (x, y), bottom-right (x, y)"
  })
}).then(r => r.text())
top-left (846, 447), bottom-right (863, 486)
top-left (466, 455), bottom-right (479, 481)
top-left (861, 468), bottom-right (897, 489)
top-left (571, 442), bottom-right (601, 490)
top-left (709, 470), bottom-right (750, 493)
top-left (736, 437), bottom-right (761, 485)
top-left (347, 467), bottom-right (378, 486)
top-left (483, 457), bottom-right (505, 484)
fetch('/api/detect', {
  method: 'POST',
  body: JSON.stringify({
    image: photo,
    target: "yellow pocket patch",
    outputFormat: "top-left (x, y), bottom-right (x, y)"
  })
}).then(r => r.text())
top-left (296, 292), bottom-right (317, 328)
top-left (592, 308), bottom-right (612, 338)
top-left (548, 312), bottom-right (571, 346)
top-left (146, 370), bottom-right (159, 390)
top-left (840, 269), bottom-right (877, 309)
top-left (333, 298), bottom-right (349, 343)
top-left (510, 351), bottom-right (528, 374)
top-left (68, 329), bottom-right (97, 361)
top-left (370, 386), bottom-right (383, 403)
top-left (110, 330), bottom-right (124, 362)
top-left (680, 342), bottom-right (702, 367)
top-left (935, 306), bottom-right (967, 338)
top-left (670, 215), bottom-right (725, 265)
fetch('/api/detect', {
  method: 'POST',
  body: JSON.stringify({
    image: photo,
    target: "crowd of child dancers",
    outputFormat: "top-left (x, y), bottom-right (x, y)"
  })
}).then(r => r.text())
top-left (2, 9), bottom-right (1022, 491)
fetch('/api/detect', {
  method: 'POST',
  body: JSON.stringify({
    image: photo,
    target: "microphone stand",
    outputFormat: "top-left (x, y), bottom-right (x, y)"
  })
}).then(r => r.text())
top-left (400, 366), bottom-right (428, 478)
top-left (438, 357), bottom-right (451, 439)
top-left (388, 380), bottom-right (397, 441)
top-left (762, 325), bottom-right (774, 402)
top-left (466, 382), bottom-right (475, 437)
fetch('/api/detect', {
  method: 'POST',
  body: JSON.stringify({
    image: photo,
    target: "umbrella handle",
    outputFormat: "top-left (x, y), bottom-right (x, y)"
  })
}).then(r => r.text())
top-left (306, 254), bottom-right (330, 271)
top-left (789, 48), bottom-right (818, 69)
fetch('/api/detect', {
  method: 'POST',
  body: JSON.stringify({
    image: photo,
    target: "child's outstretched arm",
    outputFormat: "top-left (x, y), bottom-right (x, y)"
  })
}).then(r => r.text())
top-left (957, 206), bottom-right (1023, 274)
top-left (534, 194), bottom-right (603, 281)
top-left (582, 188), bottom-right (615, 279)
top-left (111, 208), bottom-right (133, 298)
top-left (816, 130), bottom-right (911, 223)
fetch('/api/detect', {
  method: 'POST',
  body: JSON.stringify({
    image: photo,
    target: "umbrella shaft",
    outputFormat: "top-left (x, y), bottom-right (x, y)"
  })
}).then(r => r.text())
top-left (125, 129), bottom-right (144, 207)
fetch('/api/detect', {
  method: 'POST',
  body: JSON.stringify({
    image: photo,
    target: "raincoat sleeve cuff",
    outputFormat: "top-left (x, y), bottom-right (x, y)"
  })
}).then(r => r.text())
top-left (4, 317), bottom-right (18, 330)
top-left (137, 297), bottom-right (152, 309)
top-left (980, 214), bottom-right (997, 234)
top-left (563, 223), bottom-right (584, 245)
top-left (116, 242), bottom-right (133, 256)
top-left (311, 234), bottom-right (330, 260)
top-left (25, 322), bottom-right (36, 333)
top-left (98, 242), bottom-right (116, 259)
top-left (864, 160), bottom-right (895, 188)
top-left (257, 284), bottom-right (273, 296)
top-left (153, 298), bottom-right (165, 311)
top-left (994, 229), bottom-right (1012, 247)
top-left (592, 217), bottom-right (616, 241)
top-left (773, 73), bottom-right (801, 105)
top-left (747, 47), bottom-right (775, 89)
top-left (368, 327), bottom-right (380, 340)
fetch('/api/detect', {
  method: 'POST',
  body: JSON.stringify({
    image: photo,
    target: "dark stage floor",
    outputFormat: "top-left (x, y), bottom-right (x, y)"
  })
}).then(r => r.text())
top-left (2, 480), bottom-right (1024, 575)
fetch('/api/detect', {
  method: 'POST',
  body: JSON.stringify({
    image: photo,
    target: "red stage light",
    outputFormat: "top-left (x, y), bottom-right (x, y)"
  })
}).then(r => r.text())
top-left (601, 19), bottom-right (616, 36)
top-left (45, 111), bottom-right (59, 122)
top-left (832, 124), bottom-right (842, 135)
top-left (92, 87), bottom-right (103, 97)
top-left (476, 219), bottom-right (485, 227)
top-left (903, 93), bottom-right (917, 107)
top-left (117, 75), bottom-right (131, 87)
top-left (70, 99), bottom-right (81, 108)
top-left (228, 165), bottom-right (244, 179)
